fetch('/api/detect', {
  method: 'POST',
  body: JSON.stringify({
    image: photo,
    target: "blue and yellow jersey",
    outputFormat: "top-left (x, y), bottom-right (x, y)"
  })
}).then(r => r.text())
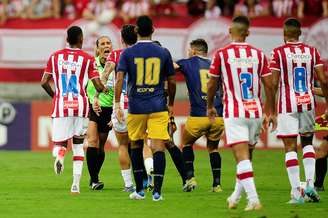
top-left (177, 56), bottom-right (223, 117)
top-left (117, 40), bottom-right (175, 114)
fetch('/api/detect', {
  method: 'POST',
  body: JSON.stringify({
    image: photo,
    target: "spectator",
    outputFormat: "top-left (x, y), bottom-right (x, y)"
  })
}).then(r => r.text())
top-left (0, 1), bottom-right (8, 24)
top-left (2, 0), bottom-right (28, 20)
top-left (154, 0), bottom-right (176, 16)
top-left (272, 0), bottom-right (294, 17)
top-left (234, 0), bottom-right (269, 18)
top-left (205, 0), bottom-right (221, 18)
top-left (60, 0), bottom-right (77, 19)
top-left (217, 0), bottom-right (238, 16)
top-left (120, 0), bottom-right (151, 23)
top-left (187, 0), bottom-right (206, 16)
top-left (83, 0), bottom-right (117, 34)
top-left (25, 0), bottom-right (56, 19)
top-left (297, 0), bottom-right (328, 18)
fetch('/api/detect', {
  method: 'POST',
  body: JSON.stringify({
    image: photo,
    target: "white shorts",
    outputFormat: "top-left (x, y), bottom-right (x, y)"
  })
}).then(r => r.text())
top-left (52, 117), bottom-right (88, 142)
top-left (277, 110), bottom-right (315, 138)
top-left (112, 109), bottom-right (128, 133)
top-left (224, 118), bottom-right (262, 146)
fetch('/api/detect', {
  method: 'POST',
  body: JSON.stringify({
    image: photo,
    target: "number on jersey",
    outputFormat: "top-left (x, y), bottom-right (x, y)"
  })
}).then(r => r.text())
top-left (134, 57), bottom-right (161, 86)
top-left (61, 74), bottom-right (78, 96)
top-left (240, 72), bottom-right (253, 100)
top-left (294, 67), bottom-right (308, 93)
top-left (199, 69), bottom-right (209, 93)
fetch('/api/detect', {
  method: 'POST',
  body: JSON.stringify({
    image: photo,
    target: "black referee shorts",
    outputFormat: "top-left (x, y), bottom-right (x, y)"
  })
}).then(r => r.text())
top-left (89, 105), bottom-right (113, 133)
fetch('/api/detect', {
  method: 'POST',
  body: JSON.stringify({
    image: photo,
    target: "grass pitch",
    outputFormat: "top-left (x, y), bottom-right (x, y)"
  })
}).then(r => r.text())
top-left (0, 150), bottom-right (327, 218)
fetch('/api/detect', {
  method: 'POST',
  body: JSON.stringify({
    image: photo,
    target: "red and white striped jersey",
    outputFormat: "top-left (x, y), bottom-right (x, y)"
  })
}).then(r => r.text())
top-left (269, 42), bottom-right (323, 114)
top-left (44, 48), bottom-right (100, 118)
top-left (107, 49), bottom-right (128, 109)
top-left (209, 42), bottom-right (270, 119)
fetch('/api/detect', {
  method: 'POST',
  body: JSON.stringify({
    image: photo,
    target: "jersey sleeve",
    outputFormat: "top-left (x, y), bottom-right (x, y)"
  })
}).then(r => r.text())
top-left (269, 49), bottom-right (280, 71)
top-left (164, 50), bottom-right (175, 77)
top-left (261, 55), bottom-right (271, 77)
top-left (209, 51), bottom-right (221, 77)
top-left (43, 55), bottom-right (53, 75)
top-left (88, 57), bottom-right (100, 80)
top-left (117, 50), bottom-right (128, 74)
top-left (176, 59), bottom-right (187, 75)
top-left (314, 48), bottom-right (324, 68)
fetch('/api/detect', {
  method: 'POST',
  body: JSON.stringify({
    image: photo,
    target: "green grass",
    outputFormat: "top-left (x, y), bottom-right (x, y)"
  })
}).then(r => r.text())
top-left (0, 150), bottom-right (327, 218)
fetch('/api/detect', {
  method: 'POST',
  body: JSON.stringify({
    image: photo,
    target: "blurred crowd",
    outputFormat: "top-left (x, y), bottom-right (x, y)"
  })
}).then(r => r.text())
top-left (0, 0), bottom-right (327, 25)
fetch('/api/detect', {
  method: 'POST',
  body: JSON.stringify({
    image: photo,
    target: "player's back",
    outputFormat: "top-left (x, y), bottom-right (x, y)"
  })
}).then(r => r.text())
top-left (177, 56), bottom-right (223, 117)
top-left (118, 41), bottom-right (175, 114)
top-left (211, 42), bottom-right (269, 118)
top-left (48, 48), bottom-right (98, 117)
top-left (270, 42), bottom-right (321, 113)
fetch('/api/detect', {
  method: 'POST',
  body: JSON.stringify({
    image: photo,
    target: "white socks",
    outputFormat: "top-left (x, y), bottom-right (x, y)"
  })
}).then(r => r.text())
top-left (302, 145), bottom-right (315, 188)
top-left (285, 151), bottom-right (301, 199)
top-left (121, 169), bottom-right (133, 187)
top-left (72, 143), bottom-right (84, 186)
top-left (237, 160), bottom-right (259, 203)
top-left (52, 145), bottom-right (66, 158)
top-left (230, 178), bottom-right (243, 202)
top-left (144, 157), bottom-right (154, 175)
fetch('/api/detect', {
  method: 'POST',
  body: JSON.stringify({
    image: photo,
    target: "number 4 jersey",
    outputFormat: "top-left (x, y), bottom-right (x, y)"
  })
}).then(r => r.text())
top-left (44, 48), bottom-right (100, 118)
top-left (209, 42), bottom-right (271, 119)
top-left (269, 42), bottom-right (323, 114)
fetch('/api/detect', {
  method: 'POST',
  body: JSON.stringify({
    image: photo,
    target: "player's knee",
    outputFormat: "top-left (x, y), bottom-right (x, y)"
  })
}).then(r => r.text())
top-left (207, 140), bottom-right (219, 152)
top-left (300, 134), bottom-right (314, 147)
top-left (131, 140), bottom-right (143, 149)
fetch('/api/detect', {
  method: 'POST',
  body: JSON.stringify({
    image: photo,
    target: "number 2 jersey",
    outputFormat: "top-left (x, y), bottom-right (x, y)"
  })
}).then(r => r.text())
top-left (269, 42), bottom-right (323, 114)
top-left (209, 42), bottom-right (270, 119)
top-left (44, 48), bottom-right (100, 118)
top-left (177, 56), bottom-right (223, 117)
top-left (117, 40), bottom-right (175, 114)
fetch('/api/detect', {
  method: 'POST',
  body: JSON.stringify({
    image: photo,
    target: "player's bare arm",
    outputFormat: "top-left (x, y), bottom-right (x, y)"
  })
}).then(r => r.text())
top-left (315, 65), bottom-right (328, 117)
top-left (114, 71), bottom-right (124, 122)
top-left (41, 73), bottom-right (54, 98)
top-left (207, 76), bottom-right (218, 122)
top-left (167, 75), bottom-right (176, 117)
top-left (262, 72), bottom-right (278, 131)
top-left (91, 77), bottom-right (106, 93)
top-left (101, 61), bottom-right (115, 84)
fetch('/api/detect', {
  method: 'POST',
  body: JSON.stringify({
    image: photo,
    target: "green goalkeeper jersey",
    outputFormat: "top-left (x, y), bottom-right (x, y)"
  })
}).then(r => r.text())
top-left (87, 56), bottom-right (114, 107)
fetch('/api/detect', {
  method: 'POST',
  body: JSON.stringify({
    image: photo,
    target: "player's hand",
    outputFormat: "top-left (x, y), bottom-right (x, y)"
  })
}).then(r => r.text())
top-left (102, 86), bottom-right (109, 94)
top-left (207, 107), bottom-right (217, 123)
top-left (93, 97), bottom-right (102, 116)
top-left (168, 116), bottom-right (177, 135)
top-left (107, 120), bottom-right (113, 128)
top-left (262, 114), bottom-right (277, 132)
top-left (168, 105), bottom-right (174, 117)
top-left (115, 106), bottom-right (124, 123)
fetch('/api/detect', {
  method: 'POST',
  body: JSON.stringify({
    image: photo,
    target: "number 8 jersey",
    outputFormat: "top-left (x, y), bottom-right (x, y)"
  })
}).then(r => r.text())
top-left (269, 42), bottom-right (323, 113)
top-left (209, 42), bottom-right (270, 119)
top-left (44, 48), bottom-right (100, 118)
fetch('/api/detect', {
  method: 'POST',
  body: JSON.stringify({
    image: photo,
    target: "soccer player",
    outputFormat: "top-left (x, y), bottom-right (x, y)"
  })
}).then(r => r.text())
top-left (208, 16), bottom-right (275, 210)
top-left (176, 38), bottom-right (224, 192)
top-left (269, 18), bottom-right (328, 203)
top-left (86, 35), bottom-right (113, 190)
top-left (105, 24), bottom-right (138, 192)
top-left (115, 15), bottom-right (176, 201)
top-left (41, 26), bottom-right (106, 194)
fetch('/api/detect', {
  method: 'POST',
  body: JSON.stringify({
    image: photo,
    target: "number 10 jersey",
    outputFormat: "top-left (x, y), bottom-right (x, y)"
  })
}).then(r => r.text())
top-left (44, 48), bottom-right (100, 118)
top-left (209, 42), bottom-right (271, 119)
top-left (269, 42), bottom-right (323, 114)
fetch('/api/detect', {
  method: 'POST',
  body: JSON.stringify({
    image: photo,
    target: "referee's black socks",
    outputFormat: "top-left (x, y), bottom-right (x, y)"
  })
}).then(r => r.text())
top-left (86, 147), bottom-right (99, 183)
top-left (314, 156), bottom-right (327, 188)
top-left (153, 151), bottom-right (166, 195)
